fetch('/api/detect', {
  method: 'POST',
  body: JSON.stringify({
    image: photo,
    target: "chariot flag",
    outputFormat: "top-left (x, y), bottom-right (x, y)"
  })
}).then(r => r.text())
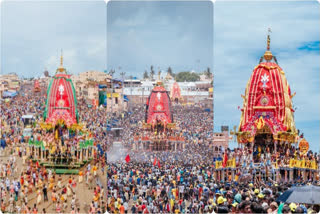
top-left (222, 152), bottom-right (228, 168)
top-left (153, 157), bottom-right (157, 166)
top-left (125, 154), bottom-right (131, 163)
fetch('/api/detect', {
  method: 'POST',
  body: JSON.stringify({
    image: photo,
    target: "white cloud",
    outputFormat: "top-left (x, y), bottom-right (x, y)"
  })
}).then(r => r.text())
top-left (1, 1), bottom-right (106, 76)
top-left (107, 1), bottom-right (213, 74)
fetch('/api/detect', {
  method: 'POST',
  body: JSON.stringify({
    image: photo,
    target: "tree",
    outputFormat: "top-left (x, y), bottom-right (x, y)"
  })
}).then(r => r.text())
top-left (167, 67), bottom-right (175, 78)
top-left (205, 67), bottom-right (212, 79)
top-left (44, 70), bottom-right (49, 77)
top-left (175, 71), bottom-right (200, 82)
top-left (150, 66), bottom-right (155, 80)
top-left (143, 70), bottom-right (149, 80)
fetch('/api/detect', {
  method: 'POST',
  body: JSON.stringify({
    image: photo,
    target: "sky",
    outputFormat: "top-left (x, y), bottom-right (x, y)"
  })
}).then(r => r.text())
top-left (106, 1), bottom-right (213, 79)
top-left (214, 1), bottom-right (320, 152)
top-left (1, 0), bottom-right (106, 77)
top-left (1, 0), bottom-right (319, 151)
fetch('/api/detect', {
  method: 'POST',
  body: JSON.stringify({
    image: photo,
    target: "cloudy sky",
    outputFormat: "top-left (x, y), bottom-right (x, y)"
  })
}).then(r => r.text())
top-left (1, 0), bottom-right (319, 151)
top-left (1, 0), bottom-right (106, 77)
top-left (107, 1), bottom-right (213, 79)
top-left (214, 1), bottom-right (320, 151)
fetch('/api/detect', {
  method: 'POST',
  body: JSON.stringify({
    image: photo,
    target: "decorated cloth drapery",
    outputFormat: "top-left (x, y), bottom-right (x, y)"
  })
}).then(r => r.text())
top-left (44, 74), bottom-right (79, 128)
top-left (28, 139), bottom-right (45, 150)
top-left (79, 139), bottom-right (94, 149)
top-left (237, 52), bottom-right (297, 143)
top-left (145, 86), bottom-right (173, 126)
top-left (170, 82), bottom-right (182, 100)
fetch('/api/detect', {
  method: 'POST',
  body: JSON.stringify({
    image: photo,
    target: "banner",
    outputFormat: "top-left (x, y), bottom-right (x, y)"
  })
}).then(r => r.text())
top-left (107, 93), bottom-right (120, 98)
top-left (289, 158), bottom-right (317, 169)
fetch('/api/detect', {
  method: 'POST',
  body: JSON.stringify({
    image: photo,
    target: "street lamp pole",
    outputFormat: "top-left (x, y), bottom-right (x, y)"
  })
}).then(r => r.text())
top-left (120, 71), bottom-right (125, 114)
top-left (109, 69), bottom-right (115, 115)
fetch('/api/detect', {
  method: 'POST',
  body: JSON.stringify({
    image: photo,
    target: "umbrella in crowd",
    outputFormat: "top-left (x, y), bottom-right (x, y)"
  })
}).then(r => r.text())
top-left (277, 185), bottom-right (320, 205)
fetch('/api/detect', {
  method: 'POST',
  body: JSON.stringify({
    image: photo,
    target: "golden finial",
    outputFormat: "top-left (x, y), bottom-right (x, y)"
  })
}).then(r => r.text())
top-left (267, 28), bottom-right (271, 51)
top-left (57, 49), bottom-right (66, 73)
top-left (60, 49), bottom-right (63, 66)
top-left (264, 28), bottom-right (273, 61)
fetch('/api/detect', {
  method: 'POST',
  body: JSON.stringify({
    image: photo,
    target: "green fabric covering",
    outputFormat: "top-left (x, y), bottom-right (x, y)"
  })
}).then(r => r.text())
top-left (79, 139), bottom-right (94, 149)
top-left (54, 169), bottom-right (79, 174)
top-left (44, 78), bottom-right (54, 120)
top-left (28, 139), bottom-right (45, 150)
top-left (67, 78), bottom-right (79, 122)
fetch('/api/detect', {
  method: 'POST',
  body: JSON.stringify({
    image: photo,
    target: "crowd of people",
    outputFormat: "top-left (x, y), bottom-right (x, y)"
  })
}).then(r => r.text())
top-left (1, 79), bottom-right (320, 214)
top-left (0, 83), bottom-right (107, 213)
top-left (107, 157), bottom-right (320, 213)
top-left (106, 98), bottom-right (320, 213)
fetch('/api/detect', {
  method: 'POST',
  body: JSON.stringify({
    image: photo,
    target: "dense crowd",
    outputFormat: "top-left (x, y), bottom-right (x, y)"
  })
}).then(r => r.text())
top-left (106, 98), bottom-right (320, 214)
top-left (1, 80), bottom-right (320, 214)
top-left (107, 157), bottom-right (320, 214)
top-left (107, 149), bottom-right (320, 214)
top-left (0, 83), bottom-right (107, 213)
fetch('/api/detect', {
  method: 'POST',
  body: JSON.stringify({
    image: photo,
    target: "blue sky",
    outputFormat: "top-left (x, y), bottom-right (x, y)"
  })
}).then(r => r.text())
top-left (107, 1), bottom-right (213, 78)
top-left (214, 1), bottom-right (320, 152)
top-left (1, 0), bottom-right (106, 77)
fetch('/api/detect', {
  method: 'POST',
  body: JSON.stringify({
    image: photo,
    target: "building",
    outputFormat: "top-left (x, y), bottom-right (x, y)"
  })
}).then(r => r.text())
top-left (0, 80), bottom-right (9, 98)
top-left (0, 73), bottom-right (20, 89)
top-left (123, 78), bottom-right (213, 105)
top-left (212, 126), bottom-right (230, 154)
top-left (70, 70), bottom-right (127, 113)
top-left (0, 73), bottom-right (21, 98)
top-left (71, 70), bottom-right (111, 100)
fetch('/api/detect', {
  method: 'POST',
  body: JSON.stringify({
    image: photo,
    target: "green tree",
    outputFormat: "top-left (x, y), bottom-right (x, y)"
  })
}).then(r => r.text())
top-left (143, 70), bottom-right (149, 79)
top-left (175, 71), bottom-right (200, 82)
top-left (167, 67), bottom-right (173, 76)
top-left (205, 67), bottom-right (212, 79)
top-left (150, 66), bottom-right (155, 80)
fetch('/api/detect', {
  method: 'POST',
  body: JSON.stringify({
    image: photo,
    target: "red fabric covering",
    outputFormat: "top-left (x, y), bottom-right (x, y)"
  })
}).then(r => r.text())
top-left (170, 82), bottom-right (181, 100)
top-left (146, 86), bottom-right (172, 125)
top-left (222, 152), bottom-right (228, 168)
top-left (46, 109), bottom-right (76, 127)
top-left (34, 80), bottom-right (40, 91)
top-left (45, 73), bottom-right (77, 127)
top-left (239, 62), bottom-right (293, 135)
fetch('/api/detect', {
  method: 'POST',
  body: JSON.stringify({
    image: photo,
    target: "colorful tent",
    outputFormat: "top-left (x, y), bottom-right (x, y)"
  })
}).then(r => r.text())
top-left (43, 52), bottom-right (79, 128)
